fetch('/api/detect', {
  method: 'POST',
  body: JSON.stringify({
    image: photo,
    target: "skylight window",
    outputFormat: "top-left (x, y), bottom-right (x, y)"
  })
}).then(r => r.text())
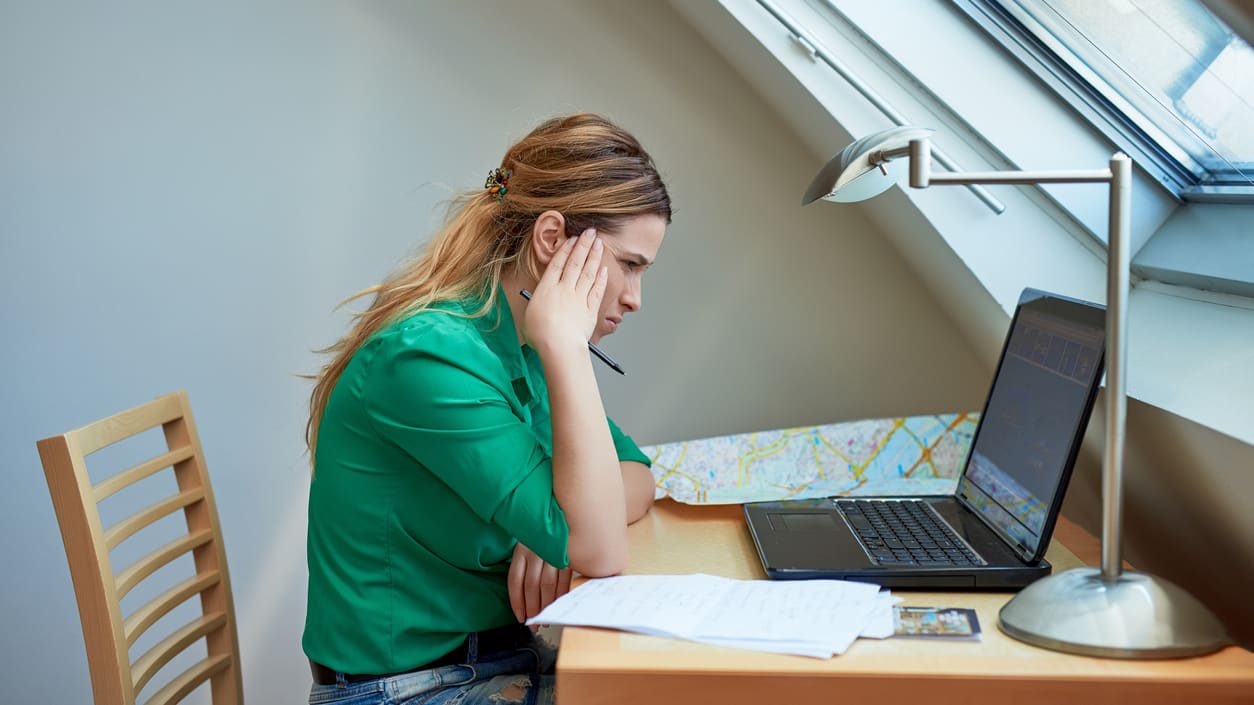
top-left (995, 0), bottom-right (1254, 192)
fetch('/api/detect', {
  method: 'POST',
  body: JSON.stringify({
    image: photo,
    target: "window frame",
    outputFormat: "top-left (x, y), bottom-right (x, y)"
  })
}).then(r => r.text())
top-left (952, 0), bottom-right (1254, 203)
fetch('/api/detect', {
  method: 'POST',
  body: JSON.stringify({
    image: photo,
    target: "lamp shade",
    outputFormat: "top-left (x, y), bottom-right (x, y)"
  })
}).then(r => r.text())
top-left (801, 126), bottom-right (933, 205)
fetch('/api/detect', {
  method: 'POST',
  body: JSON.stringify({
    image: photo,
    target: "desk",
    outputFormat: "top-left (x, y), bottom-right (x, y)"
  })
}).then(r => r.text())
top-left (556, 500), bottom-right (1254, 704)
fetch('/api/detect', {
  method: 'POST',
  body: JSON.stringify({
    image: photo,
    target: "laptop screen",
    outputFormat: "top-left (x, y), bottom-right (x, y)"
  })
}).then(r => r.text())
top-left (957, 290), bottom-right (1105, 562)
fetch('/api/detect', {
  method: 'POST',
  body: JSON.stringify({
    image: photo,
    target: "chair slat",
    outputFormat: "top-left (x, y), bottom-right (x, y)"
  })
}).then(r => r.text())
top-left (131, 611), bottom-right (228, 694)
top-left (142, 652), bottom-right (231, 705)
top-left (124, 570), bottom-right (220, 648)
top-left (73, 394), bottom-right (184, 456)
top-left (104, 488), bottom-right (205, 551)
top-left (93, 446), bottom-right (195, 503)
top-left (115, 529), bottom-right (214, 599)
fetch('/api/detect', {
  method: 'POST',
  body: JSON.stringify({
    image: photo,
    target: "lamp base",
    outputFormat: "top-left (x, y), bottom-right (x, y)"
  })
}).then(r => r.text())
top-left (998, 567), bottom-right (1231, 658)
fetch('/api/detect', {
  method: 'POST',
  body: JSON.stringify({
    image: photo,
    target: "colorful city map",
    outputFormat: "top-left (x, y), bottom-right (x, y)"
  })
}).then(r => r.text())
top-left (643, 413), bottom-right (980, 505)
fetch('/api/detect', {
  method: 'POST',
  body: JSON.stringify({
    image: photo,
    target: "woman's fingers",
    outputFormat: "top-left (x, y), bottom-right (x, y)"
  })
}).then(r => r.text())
top-left (588, 264), bottom-right (608, 310)
top-left (539, 233), bottom-right (577, 287)
top-left (523, 227), bottom-right (605, 351)
top-left (575, 238), bottom-right (603, 294)
top-left (510, 542), bottom-right (571, 628)
top-left (539, 563), bottom-right (558, 612)
top-left (556, 567), bottom-right (573, 599)
top-left (507, 551), bottom-right (527, 623)
top-left (524, 553), bottom-right (544, 620)
top-left (560, 229), bottom-right (597, 286)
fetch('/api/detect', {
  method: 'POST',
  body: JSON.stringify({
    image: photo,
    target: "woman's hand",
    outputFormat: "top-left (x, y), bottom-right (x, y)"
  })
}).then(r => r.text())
top-left (508, 542), bottom-right (574, 627)
top-left (523, 228), bottom-right (608, 354)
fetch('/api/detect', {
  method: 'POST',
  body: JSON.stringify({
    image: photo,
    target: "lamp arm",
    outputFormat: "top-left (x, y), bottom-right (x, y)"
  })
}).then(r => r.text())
top-left (926, 171), bottom-right (1112, 185)
top-left (898, 138), bottom-right (1113, 186)
top-left (870, 146), bottom-right (911, 163)
top-left (866, 145), bottom-right (1006, 213)
top-left (872, 148), bottom-right (1110, 183)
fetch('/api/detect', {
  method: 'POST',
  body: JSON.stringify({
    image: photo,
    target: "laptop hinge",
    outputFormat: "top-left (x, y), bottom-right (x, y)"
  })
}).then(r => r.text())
top-left (955, 483), bottom-right (1035, 565)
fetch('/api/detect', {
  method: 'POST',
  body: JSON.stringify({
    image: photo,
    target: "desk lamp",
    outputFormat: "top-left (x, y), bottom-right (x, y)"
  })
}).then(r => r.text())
top-left (803, 126), bottom-right (1230, 657)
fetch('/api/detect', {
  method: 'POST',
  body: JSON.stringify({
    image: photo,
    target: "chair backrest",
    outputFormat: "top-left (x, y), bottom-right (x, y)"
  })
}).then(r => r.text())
top-left (37, 391), bottom-right (243, 705)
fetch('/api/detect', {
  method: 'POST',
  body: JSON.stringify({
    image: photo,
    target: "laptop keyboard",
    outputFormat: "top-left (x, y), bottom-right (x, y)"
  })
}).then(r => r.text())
top-left (837, 500), bottom-right (986, 567)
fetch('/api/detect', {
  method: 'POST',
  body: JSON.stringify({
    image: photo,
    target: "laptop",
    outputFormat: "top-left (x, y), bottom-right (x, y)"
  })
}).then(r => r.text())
top-left (744, 289), bottom-right (1105, 589)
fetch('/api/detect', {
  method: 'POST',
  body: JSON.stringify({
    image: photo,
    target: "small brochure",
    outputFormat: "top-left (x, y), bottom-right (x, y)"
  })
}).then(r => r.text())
top-left (892, 607), bottom-right (982, 640)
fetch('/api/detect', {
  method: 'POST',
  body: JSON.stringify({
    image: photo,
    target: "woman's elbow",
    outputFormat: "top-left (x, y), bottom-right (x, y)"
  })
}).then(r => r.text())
top-left (567, 543), bottom-right (629, 578)
top-left (574, 559), bottom-right (627, 578)
top-left (624, 462), bottom-right (656, 524)
top-left (627, 489), bottom-right (654, 525)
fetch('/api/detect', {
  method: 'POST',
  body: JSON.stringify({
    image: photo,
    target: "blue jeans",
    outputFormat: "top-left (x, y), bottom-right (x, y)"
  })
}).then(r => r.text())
top-left (308, 629), bottom-right (557, 705)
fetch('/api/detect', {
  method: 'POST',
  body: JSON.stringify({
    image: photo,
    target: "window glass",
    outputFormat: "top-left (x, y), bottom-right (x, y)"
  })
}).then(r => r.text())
top-left (1002, 0), bottom-right (1254, 186)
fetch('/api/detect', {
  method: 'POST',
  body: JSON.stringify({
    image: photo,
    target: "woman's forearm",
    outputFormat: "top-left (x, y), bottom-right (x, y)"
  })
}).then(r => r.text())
top-left (540, 341), bottom-right (628, 577)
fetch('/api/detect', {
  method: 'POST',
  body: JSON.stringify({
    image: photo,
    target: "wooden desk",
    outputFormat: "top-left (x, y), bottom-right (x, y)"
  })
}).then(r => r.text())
top-left (556, 500), bottom-right (1254, 704)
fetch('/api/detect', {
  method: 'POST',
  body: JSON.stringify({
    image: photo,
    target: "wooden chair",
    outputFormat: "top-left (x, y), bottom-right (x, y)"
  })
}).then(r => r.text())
top-left (37, 391), bottom-right (243, 705)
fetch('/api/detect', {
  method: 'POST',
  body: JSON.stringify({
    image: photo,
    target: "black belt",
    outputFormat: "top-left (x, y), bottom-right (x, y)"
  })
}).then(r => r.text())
top-left (310, 624), bottom-right (533, 686)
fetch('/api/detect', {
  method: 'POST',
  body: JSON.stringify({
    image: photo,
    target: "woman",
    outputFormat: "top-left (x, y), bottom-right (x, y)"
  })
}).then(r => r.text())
top-left (303, 113), bottom-right (671, 705)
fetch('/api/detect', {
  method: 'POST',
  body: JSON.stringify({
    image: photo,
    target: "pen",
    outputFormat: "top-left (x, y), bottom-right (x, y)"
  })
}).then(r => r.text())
top-left (519, 289), bottom-right (626, 375)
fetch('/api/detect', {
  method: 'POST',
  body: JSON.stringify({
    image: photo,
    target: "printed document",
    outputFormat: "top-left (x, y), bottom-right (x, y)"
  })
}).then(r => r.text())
top-left (528, 574), bottom-right (890, 658)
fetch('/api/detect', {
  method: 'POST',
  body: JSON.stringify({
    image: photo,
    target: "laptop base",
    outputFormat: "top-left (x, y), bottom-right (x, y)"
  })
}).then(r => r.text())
top-left (744, 497), bottom-right (1051, 590)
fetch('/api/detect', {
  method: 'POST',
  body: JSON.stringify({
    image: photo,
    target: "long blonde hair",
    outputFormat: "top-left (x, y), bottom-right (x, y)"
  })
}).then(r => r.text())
top-left (306, 113), bottom-right (673, 462)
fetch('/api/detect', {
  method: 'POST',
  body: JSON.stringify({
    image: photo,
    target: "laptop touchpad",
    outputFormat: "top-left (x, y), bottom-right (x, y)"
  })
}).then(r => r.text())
top-left (769, 513), bottom-right (839, 532)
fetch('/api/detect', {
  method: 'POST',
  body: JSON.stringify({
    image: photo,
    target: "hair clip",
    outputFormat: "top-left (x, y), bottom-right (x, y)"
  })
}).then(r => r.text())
top-left (485, 167), bottom-right (512, 202)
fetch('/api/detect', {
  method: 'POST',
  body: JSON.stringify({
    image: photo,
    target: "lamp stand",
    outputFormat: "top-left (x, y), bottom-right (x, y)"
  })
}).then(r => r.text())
top-left (905, 140), bottom-right (1231, 657)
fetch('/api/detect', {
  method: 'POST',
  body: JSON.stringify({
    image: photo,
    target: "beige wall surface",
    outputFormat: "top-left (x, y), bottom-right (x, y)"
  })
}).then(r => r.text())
top-left (340, 1), bottom-right (996, 437)
top-left (3, 1), bottom-right (988, 702)
top-left (1063, 395), bottom-right (1254, 648)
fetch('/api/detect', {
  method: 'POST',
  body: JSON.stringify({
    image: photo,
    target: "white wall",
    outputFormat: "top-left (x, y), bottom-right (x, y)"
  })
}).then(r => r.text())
top-left (0, 2), bottom-right (988, 701)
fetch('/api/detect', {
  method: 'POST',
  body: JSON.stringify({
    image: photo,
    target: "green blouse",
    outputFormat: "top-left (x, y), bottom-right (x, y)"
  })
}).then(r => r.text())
top-left (302, 284), bottom-right (652, 675)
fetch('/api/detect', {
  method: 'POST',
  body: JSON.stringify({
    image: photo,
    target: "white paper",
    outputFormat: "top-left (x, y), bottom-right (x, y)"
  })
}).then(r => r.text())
top-left (525, 574), bottom-right (726, 636)
top-left (858, 592), bottom-right (903, 639)
top-left (689, 578), bottom-right (879, 655)
top-left (528, 574), bottom-right (888, 658)
top-left (690, 636), bottom-right (835, 659)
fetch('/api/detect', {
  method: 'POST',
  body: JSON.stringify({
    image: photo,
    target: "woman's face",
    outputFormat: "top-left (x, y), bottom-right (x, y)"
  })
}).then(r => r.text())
top-left (591, 214), bottom-right (667, 344)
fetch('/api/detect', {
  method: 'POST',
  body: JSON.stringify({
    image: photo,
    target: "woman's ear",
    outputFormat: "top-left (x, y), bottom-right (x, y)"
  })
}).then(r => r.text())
top-left (531, 210), bottom-right (568, 267)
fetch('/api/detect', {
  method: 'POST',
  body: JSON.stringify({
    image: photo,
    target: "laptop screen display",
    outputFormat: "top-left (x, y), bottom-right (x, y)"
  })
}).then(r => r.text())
top-left (957, 295), bottom-right (1104, 561)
